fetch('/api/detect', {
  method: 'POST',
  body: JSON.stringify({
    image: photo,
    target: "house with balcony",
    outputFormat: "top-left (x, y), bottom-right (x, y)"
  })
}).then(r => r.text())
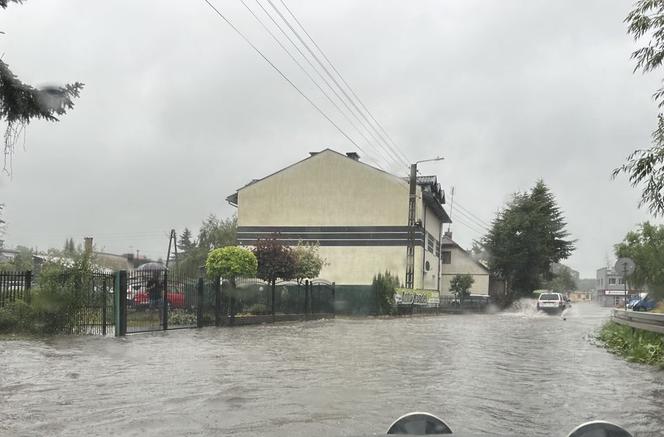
top-left (226, 149), bottom-right (452, 298)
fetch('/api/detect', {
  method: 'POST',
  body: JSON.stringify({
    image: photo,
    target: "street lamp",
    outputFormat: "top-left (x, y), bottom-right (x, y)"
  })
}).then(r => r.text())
top-left (405, 156), bottom-right (445, 289)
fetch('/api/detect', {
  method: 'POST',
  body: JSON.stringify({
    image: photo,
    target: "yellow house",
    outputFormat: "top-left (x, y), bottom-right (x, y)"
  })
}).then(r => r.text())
top-left (226, 149), bottom-right (451, 291)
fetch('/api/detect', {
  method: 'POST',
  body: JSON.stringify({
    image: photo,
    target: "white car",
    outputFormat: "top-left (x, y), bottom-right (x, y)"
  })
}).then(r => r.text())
top-left (537, 292), bottom-right (568, 314)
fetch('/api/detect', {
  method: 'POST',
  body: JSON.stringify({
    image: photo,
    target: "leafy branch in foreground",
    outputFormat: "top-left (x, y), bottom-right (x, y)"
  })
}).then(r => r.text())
top-left (613, 115), bottom-right (664, 216)
top-left (0, 1), bottom-right (83, 174)
top-left (615, 1), bottom-right (664, 214)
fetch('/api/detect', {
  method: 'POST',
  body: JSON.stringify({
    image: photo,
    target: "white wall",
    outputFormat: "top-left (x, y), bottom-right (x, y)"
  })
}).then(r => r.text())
top-left (440, 245), bottom-right (490, 295)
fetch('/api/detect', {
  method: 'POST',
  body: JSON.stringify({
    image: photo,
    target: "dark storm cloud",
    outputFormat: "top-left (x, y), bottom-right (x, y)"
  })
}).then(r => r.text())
top-left (0, 0), bottom-right (659, 275)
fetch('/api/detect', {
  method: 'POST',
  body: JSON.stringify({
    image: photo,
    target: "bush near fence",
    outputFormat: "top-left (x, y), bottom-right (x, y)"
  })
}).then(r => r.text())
top-left (0, 263), bottom-right (114, 335)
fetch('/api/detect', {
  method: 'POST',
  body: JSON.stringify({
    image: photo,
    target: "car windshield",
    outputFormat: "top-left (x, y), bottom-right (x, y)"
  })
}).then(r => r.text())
top-left (1, 2), bottom-right (664, 436)
top-left (540, 294), bottom-right (560, 301)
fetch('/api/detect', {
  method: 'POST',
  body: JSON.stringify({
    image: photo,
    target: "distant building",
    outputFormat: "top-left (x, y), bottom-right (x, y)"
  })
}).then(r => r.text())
top-left (596, 267), bottom-right (638, 307)
top-left (439, 233), bottom-right (490, 296)
top-left (568, 290), bottom-right (592, 303)
top-left (226, 149), bottom-right (451, 292)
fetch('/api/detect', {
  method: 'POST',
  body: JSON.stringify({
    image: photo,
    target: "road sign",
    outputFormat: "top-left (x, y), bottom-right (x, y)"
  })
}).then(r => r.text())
top-left (614, 257), bottom-right (636, 276)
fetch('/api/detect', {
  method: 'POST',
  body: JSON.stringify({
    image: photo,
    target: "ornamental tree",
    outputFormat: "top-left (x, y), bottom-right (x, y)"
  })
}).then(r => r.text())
top-left (253, 238), bottom-right (296, 316)
top-left (292, 241), bottom-right (325, 284)
top-left (205, 246), bottom-right (257, 288)
top-left (450, 274), bottom-right (474, 304)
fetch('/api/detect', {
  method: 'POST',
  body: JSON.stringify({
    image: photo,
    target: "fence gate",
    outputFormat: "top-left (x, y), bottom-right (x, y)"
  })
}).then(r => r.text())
top-left (0, 271), bottom-right (31, 307)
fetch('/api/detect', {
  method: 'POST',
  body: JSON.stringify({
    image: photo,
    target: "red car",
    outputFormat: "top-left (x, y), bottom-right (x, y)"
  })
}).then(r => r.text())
top-left (131, 288), bottom-right (186, 309)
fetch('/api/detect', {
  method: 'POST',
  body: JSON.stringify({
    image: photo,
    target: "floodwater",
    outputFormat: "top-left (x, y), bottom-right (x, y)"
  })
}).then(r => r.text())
top-left (1, 303), bottom-right (662, 437)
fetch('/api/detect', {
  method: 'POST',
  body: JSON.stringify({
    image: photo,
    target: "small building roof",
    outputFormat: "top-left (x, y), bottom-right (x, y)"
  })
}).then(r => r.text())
top-left (441, 235), bottom-right (490, 273)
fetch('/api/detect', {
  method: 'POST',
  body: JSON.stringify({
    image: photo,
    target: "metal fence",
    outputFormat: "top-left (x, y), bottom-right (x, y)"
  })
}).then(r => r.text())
top-left (123, 269), bottom-right (202, 334)
top-left (114, 273), bottom-right (335, 336)
top-left (438, 295), bottom-right (493, 313)
top-left (0, 269), bottom-right (115, 335)
top-left (1, 268), bottom-right (335, 336)
top-left (0, 271), bottom-right (31, 307)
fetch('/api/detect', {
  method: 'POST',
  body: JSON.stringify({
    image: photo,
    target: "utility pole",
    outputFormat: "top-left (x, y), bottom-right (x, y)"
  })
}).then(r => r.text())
top-left (405, 157), bottom-right (444, 289)
top-left (405, 164), bottom-right (417, 289)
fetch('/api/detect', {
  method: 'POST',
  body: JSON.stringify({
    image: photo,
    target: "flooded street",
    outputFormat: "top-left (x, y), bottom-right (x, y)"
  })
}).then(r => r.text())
top-left (1, 303), bottom-right (663, 436)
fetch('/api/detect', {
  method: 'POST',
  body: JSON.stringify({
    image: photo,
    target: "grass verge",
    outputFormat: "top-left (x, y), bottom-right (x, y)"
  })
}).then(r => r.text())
top-left (597, 321), bottom-right (664, 369)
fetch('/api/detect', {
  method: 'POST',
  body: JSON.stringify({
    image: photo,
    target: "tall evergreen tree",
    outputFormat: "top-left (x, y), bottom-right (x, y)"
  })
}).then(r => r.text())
top-left (484, 180), bottom-right (575, 305)
top-left (178, 228), bottom-right (195, 254)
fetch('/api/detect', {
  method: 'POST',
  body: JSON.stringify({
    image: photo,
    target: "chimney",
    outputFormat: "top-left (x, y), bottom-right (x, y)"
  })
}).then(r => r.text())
top-left (346, 152), bottom-right (360, 161)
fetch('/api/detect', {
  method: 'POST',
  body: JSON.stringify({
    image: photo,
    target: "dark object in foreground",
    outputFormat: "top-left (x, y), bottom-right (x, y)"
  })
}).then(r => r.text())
top-left (385, 412), bottom-right (631, 436)
top-left (387, 412), bottom-right (452, 435)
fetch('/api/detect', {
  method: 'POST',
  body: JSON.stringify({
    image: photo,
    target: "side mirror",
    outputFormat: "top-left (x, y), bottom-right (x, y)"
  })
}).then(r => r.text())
top-left (387, 412), bottom-right (452, 435)
top-left (567, 421), bottom-right (632, 437)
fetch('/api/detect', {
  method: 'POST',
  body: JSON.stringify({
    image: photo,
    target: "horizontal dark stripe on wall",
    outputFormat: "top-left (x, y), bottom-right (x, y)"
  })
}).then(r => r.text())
top-left (238, 226), bottom-right (412, 233)
top-left (238, 239), bottom-right (425, 247)
top-left (237, 232), bottom-right (424, 241)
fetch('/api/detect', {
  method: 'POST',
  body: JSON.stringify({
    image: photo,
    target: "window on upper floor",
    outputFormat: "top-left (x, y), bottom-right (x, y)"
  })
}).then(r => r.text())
top-left (609, 278), bottom-right (616, 285)
top-left (441, 251), bottom-right (451, 264)
top-left (427, 233), bottom-right (434, 253)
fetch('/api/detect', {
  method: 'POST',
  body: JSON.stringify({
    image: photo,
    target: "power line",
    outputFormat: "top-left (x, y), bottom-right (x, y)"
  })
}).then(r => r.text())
top-left (452, 216), bottom-right (487, 237)
top-left (265, 0), bottom-right (409, 172)
top-left (453, 206), bottom-right (491, 232)
top-left (252, 0), bottom-right (397, 171)
top-left (454, 201), bottom-right (492, 228)
top-left (277, 0), bottom-right (412, 169)
top-left (201, 0), bottom-right (373, 163)
top-left (238, 0), bottom-right (392, 170)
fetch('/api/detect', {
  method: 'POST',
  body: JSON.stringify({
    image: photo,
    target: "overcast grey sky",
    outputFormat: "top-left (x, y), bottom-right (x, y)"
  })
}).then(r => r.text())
top-left (0, 0), bottom-right (660, 277)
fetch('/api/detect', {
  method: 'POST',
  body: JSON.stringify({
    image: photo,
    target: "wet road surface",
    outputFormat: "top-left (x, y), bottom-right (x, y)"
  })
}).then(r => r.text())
top-left (1, 302), bottom-right (662, 436)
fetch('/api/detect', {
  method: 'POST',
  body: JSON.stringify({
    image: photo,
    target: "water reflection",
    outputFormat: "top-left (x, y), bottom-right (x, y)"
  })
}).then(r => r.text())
top-left (0, 303), bottom-right (662, 436)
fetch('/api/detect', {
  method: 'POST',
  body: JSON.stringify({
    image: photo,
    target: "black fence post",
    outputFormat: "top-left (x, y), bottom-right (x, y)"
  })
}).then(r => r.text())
top-left (214, 276), bottom-right (221, 327)
top-left (332, 282), bottom-right (336, 316)
top-left (102, 276), bottom-right (107, 336)
top-left (197, 277), bottom-right (204, 328)
top-left (115, 270), bottom-right (127, 337)
top-left (25, 270), bottom-right (32, 304)
top-left (162, 270), bottom-right (168, 330)
top-left (304, 280), bottom-right (309, 319)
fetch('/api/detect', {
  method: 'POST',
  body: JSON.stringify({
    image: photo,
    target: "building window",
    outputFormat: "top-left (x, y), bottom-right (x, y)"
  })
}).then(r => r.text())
top-left (427, 233), bottom-right (434, 253)
top-left (441, 251), bottom-right (451, 264)
top-left (435, 240), bottom-right (440, 257)
top-left (618, 278), bottom-right (625, 285)
top-left (609, 278), bottom-right (616, 285)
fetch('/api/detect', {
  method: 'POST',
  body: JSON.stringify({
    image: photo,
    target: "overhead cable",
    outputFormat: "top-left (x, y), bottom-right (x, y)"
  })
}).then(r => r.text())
top-left (201, 0), bottom-right (374, 165)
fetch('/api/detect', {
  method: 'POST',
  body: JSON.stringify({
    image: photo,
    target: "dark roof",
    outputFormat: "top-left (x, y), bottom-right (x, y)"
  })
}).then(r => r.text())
top-left (423, 191), bottom-right (451, 223)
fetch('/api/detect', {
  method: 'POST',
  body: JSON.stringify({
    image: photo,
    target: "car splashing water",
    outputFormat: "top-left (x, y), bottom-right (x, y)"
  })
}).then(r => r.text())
top-left (1, 303), bottom-right (663, 437)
